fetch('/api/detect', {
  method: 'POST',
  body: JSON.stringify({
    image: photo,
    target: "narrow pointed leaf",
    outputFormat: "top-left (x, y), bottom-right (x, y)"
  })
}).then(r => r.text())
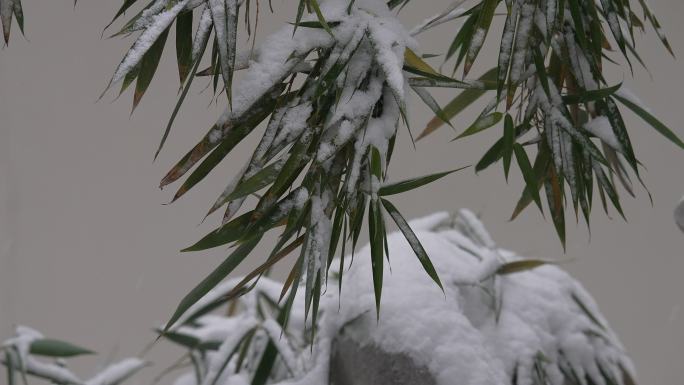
top-left (29, 339), bottom-right (94, 358)
top-left (378, 167), bottom-right (468, 196)
top-left (453, 112), bottom-right (503, 140)
top-left (165, 235), bottom-right (262, 331)
top-left (381, 198), bottom-right (443, 291)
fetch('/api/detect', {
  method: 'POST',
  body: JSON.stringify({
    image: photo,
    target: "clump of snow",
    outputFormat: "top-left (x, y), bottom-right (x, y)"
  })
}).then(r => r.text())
top-left (585, 116), bottom-right (623, 152)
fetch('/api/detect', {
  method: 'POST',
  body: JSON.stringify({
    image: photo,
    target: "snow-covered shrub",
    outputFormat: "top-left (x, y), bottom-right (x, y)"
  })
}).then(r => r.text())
top-left (2, 210), bottom-right (639, 385)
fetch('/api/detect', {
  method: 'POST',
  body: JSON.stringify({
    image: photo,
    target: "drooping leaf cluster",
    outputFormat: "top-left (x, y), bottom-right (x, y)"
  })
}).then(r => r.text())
top-left (418, 0), bottom-right (683, 247)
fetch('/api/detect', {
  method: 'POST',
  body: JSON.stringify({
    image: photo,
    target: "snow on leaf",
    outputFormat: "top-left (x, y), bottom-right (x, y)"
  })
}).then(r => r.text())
top-left (107, 0), bottom-right (190, 90)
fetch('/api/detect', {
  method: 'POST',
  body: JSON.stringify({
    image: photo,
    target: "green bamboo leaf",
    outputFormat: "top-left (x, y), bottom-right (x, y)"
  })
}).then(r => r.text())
top-left (544, 168), bottom-right (566, 248)
top-left (562, 83), bottom-right (622, 104)
top-left (496, 259), bottom-right (556, 275)
top-left (133, 27), bottom-right (169, 110)
top-left (613, 93), bottom-right (684, 149)
top-left (155, 21), bottom-right (212, 160)
top-left (571, 292), bottom-right (606, 330)
top-left (104, 0), bottom-right (143, 32)
top-left (378, 167), bottom-right (468, 196)
top-left (452, 112), bottom-right (503, 140)
top-left (157, 329), bottom-right (221, 351)
top-left (289, 20), bottom-right (341, 29)
top-left (29, 339), bottom-right (94, 358)
top-left (309, 0), bottom-right (334, 36)
top-left (411, 86), bottom-right (453, 129)
top-left (224, 160), bottom-right (284, 203)
top-left (381, 198), bottom-right (443, 291)
top-left (503, 114), bottom-right (514, 179)
top-left (4, 351), bottom-right (15, 385)
top-left (368, 200), bottom-right (384, 319)
top-left (164, 235), bottom-right (262, 332)
top-left (418, 67), bottom-right (497, 140)
top-left (182, 211), bottom-right (252, 252)
top-left (513, 143), bottom-right (542, 210)
top-left (175, 10), bottom-right (193, 85)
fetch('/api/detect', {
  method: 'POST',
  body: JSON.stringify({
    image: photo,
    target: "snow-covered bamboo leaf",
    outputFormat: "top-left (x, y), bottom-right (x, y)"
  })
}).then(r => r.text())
top-left (411, 86), bottom-right (452, 129)
top-left (208, 0), bottom-right (238, 103)
top-left (445, 6), bottom-right (479, 71)
top-left (104, 0), bottom-right (144, 32)
top-left (381, 198), bottom-right (443, 291)
top-left (133, 26), bottom-right (169, 110)
top-left (165, 235), bottom-right (262, 332)
top-left (497, 0), bottom-right (519, 96)
top-left (419, 67), bottom-right (497, 140)
top-left (453, 112), bottom-right (503, 140)
top-left (29, 339), bottom-right (94, 358)
top-left (105, 0), bottom-right (190, 92)
top-left (161, 83), bottom-right (285, 195)
top-left (1, 0), bottom-right (24, 44)
top-left (613, 93), bottom-right (684, 149)
top-left (85, 358), bottom-right (147, 385)
top-left (464, 0), bottom-right (499, 76)
top-left (203, 318), bottom-right (257, 385)
top-left (637, 0), bottom-right (674, 56)
top-left (378, 167), bottom-right (468, 196)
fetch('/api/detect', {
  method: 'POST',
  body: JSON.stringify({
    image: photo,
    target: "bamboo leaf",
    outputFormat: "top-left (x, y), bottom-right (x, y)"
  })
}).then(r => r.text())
top-left (503, 114), bottom-right (514, 179)
top-left (562, 83), bottom-right (622, 104)
top-left (133, 27), bottom-right (169, 110)
top-left (164, 235), bottom-right (262, 332)
top-left (614, 93), bottom-right (684, 149)
top-left (464, 0), bottom-right (498, 76)
top-left (368, 199), bottom-right (384, 319)
top-left (418, 67), bottom-right (497, 140)
top-left (496, 259), bottom-right (556, 275)
top-left (381, 198), bottom-right (443, 291)
top-left (513, 143), bottom-right (542, 211)
top-left (29, 339), bottom-right (94, 358)
top-left (452, 112), bottom-right (503, 140)
top-left (378, 167), bottom-right (468, 196)
top-left (182, 211), bottom-right (252, 252)
top-left (175, 10), bottom-right (193, 85)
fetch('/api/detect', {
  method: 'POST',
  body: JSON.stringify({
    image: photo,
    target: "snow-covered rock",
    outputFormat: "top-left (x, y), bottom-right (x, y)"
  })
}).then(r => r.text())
top-left (161, 210), bottom-right (635, 385)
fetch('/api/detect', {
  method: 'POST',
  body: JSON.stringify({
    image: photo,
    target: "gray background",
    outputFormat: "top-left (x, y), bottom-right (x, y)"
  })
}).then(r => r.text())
top-left (1, 1), bottom-right (682, 384)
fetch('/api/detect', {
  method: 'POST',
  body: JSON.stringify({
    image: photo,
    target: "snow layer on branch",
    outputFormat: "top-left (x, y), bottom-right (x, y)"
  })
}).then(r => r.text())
top-left (585, 116), bottom-right (623, 152)
top-left (85, 358), bottom-right (147, 385)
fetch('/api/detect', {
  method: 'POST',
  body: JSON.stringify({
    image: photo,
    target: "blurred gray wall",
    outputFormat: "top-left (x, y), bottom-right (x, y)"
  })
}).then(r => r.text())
top-left (1, 1), bottom-right (683, 384)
